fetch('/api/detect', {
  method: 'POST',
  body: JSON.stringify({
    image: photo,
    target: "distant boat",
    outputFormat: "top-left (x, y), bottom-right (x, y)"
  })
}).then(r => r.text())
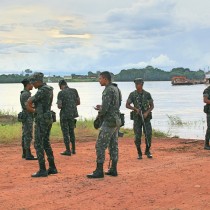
top-left (171, 76), bottom-right (194, 85)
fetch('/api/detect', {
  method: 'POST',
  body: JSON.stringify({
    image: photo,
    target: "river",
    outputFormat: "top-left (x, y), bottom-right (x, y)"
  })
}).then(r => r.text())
top-left (0, 81), bottom-right (208, 139)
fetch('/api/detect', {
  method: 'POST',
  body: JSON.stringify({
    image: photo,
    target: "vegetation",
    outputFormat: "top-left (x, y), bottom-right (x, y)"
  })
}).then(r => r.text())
top-left (0, 66), bottom-right (205, 83)
top-left (114, 66), bottom-right (205, 81)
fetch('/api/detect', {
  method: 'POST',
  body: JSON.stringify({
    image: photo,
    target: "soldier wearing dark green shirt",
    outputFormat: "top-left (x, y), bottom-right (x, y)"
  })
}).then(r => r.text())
top-left (20, 78), bottom-right (37, 160)
top-left (27, 72), bottom-right (57, 177)
top-left (203, 86), bottom-right (210, 150)
top-left (126, 78), bottom-right (154, 159)
top-left (57, 79), bottom-right (80, 156)
top-left (87, 71), bottom-right (121, 179)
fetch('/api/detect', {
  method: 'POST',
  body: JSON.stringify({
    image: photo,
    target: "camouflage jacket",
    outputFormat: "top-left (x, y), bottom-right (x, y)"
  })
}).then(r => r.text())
top-left (31, 84), bottom-right (53, 115)
top-left (127, 89), bottom-right (153, 115)
top-left (98, 83), bottom-right (121, 127)
top-left (57, 86), bottom-right (79, 120)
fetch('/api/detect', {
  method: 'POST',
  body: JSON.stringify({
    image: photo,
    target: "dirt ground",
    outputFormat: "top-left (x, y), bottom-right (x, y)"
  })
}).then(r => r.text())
top-left (1, 138), bottom-right (210, 210)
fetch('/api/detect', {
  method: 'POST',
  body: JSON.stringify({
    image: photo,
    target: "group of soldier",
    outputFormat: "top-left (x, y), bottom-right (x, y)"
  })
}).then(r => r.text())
top-left (20, 71), bottom-right (156, 178)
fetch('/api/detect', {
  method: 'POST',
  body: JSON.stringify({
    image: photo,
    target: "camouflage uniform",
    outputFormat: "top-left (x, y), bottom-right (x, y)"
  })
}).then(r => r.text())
top-left (57, 86), bottom-right (79, 152)
top-left (203, 86), bottom-right (210, 147)
top-left (31, 84), bottom-right (55, 169)
top-left (127, 90), bottom-right (153, 148)
top-left (96, 83), bottom-right (121, 164)
top-left (20, 89), bottom-right (33, 151)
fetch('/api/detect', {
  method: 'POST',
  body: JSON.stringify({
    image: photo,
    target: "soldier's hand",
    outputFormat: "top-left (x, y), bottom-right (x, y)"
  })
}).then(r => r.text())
top-left (94, 105), bottom-right (101, 110)
top-left (143, 112), bottom-right (148, 119)
top-left (134, 108), bottom-right (140, 114)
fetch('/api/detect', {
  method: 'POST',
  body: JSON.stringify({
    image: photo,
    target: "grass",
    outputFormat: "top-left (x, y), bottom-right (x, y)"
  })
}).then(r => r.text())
top-left (0, 114), bottom-right (170, 144)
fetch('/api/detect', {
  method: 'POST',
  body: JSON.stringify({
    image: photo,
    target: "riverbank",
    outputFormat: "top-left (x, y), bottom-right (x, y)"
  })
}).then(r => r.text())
top-left (0, 138), bottom-right (209, 210)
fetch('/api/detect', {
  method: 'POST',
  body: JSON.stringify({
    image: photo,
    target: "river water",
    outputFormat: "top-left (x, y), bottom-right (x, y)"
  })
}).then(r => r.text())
top-left (0, 81), bottom-right (208, 139)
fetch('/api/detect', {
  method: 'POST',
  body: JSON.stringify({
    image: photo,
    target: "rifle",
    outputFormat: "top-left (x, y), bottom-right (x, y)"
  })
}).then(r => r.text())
top-left (138, 107), bottom-right (150, 148)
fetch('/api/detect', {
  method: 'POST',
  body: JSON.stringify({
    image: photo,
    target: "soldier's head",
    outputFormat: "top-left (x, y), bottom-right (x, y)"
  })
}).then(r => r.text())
top-left (58, 79), bottom-right (67, 90)
top-left (99, 71), bottom-right (112, 86)
top-left (21, 78), bottom-right (33, 90)
top-left (134, 78), bottom-right (144, 91)
top-left (30, 72), bottom-right (44, 89)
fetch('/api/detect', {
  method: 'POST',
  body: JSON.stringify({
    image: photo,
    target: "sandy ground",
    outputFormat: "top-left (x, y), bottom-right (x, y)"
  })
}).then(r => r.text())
top-left (0, 138), bottom-right (210, 210)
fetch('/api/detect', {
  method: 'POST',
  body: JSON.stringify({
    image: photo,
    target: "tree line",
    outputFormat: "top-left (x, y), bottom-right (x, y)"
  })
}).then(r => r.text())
top-left (114, 66), bottom-right (205, 81)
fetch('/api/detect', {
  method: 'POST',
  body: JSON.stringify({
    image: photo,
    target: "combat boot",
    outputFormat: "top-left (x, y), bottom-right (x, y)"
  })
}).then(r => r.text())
top-left (31, 162), bottom-right (48, 178)
top-left (204, 139), bottom-right (210, 150)
top-left (25, 149), bottom-right (38, 160)
top-left (145, 146), bottom-right (153, 158)
top-left (47, 159), bottom-right (58, 175)
top-left (105, 161), bottom-right (118, 176)
top-left (61, 143), bottom-right (71, 156)
top-left (71, 141), bottom-right (76, 154)
top-left (22, 148), bottom-right (26, 159)
top-left (87, 163), bottom-right (104, 178)
top-left (136, 146), bottom-right (142, 159)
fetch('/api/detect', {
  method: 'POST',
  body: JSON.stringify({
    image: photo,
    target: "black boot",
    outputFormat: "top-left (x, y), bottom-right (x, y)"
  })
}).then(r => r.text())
top-left (61, 143), bottom-right (71, 156)
top-left (145, 146), bottom-right (153, 158)
top-left (22, 148), bottom-right (26, 159)
top-left (136, 146), bottom-right (142, 159)
top-left (48, 159), bottom-right (58, 175)
top-left (31, 162), bottom-right (48, 177)
top-left (25, 149), bottom-right (38, 160)
top-left (204, 139), bottom-right (210, 150)
top-left (87, 163), bottom-right (104, 178)
top-left (71, 140), bottom-right (76, 154)
top-left (105, 161), bottom-right (118, 176)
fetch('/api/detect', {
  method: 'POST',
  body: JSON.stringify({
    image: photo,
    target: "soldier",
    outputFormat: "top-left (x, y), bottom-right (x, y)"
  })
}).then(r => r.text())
top-left (20, 78), bottom-right (37, 160)
top-left (126, 78), bottom-right (154, 159)
top-left (26, 72), bottom-right (57, 177)
top-left (203, 85), bottom-right (210, 150)
top-left (87, 71), bottom-right (121, 179)
top-left (57, 79), bottom-right (80, 156)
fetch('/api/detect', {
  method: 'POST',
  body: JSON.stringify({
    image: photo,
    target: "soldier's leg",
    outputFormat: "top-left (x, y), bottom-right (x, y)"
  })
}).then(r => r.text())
top-left (42, 123), bottom-right (57, 175)
top-left (31, 122), bottom-right (47, 177)
top-left (60, 119), bottom-right (71, 155)
top-left (21, 122), bottom-right (26, 158)
top-left (105, 129), bottom-right (118, 176)
top-left (134, 119), bottom-right (143, 159)
top-left (143, 120), bottom-right (152, 158)
top-left (204, 114), bottom-right (210, 150)
top-left (24, 117), bottom-right (37, 160)
top-left (87, 125), bottom-right (116, 178)
top-left (68, 119), bottom-right (76, 154)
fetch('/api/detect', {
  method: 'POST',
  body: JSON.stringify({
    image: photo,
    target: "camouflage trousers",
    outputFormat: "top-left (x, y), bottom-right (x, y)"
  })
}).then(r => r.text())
top-left (96, 123), bottom-right (119, 164)
top-left (34, 118), bottom-right (54, 166)
top-left (60, 118), bottom-right (75, 147)
top-left (22, 116), bottom-right (33, 149)
top-left (133, 117), bottom-right (152, 148)
top-left (205, 114), bottom-right (210, 141)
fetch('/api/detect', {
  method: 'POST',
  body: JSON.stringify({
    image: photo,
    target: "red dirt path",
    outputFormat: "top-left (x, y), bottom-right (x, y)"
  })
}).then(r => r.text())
top-left (1, 138), bottom-right (210, 210)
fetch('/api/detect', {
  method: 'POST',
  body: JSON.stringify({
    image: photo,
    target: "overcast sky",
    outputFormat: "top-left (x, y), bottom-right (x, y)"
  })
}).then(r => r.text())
top-left (0, 0), bottom-right (210, 75)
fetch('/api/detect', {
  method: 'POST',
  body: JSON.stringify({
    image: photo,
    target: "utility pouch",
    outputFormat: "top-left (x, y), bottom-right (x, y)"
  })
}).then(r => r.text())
top-left (94, 116), bottom-right (103, 129)
top-left (51, 111), bottom-right (56, 122)
top-left (43, 111), bottom-right (52, 124)
top-left (120, 113), bottom-right (125, 127)
top-left (18, 111), bottom-right (27, 122)
top-left (130, 111), bottom-right (134, 120)
top-left (204, 105), bottom-right (209, 114)
top-left (74, 119), bottom-right (77, 128)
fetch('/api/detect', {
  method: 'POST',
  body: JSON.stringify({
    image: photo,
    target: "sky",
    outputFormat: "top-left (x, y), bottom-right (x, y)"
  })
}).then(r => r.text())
top-left (0, 0), bottom-right (210, 75)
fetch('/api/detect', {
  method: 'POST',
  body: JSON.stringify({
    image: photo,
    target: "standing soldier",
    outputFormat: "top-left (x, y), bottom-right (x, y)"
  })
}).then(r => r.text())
top-left (20, 78), bottom-right (37, 160)
top-left (57, 79), bottom-right (80, 156)
top-left (126, 78), bottom-right (154, 159)
top-left (26, 72), bottom-right (57, 177)
top-left (87, 71), bottom-right (121, 179)
top-left (203, 85), bottom-right (210, 150)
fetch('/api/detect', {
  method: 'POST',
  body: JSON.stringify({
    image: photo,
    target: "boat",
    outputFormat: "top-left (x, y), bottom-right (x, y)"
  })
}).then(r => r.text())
top-left (171, 76), bottom-right (194, 85)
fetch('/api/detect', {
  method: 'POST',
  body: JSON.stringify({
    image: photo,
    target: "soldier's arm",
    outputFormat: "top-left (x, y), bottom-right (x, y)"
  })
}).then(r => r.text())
top-left (203, 96), bottom-right (210, 104)
top-left (126, 93), bottom-right (139, 113)
top-left (57, 91), bottom-right (62, 109)
top-left (98, 90), bottom-right (112, 117)
top-left (26, 97), bottom-right (35, 113)
top-left (21, 92), bottom-right (30, 110)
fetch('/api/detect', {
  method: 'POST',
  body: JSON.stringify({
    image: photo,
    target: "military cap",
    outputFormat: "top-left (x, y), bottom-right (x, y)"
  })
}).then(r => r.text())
top-left (58, 79), bottom-right (67, 86)
top-left (30, 72), bottom-right (44, 82)
top-left (21, 78), bottom-right (31, 85)
top-left (134, 78), bottom-right (144, 84)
